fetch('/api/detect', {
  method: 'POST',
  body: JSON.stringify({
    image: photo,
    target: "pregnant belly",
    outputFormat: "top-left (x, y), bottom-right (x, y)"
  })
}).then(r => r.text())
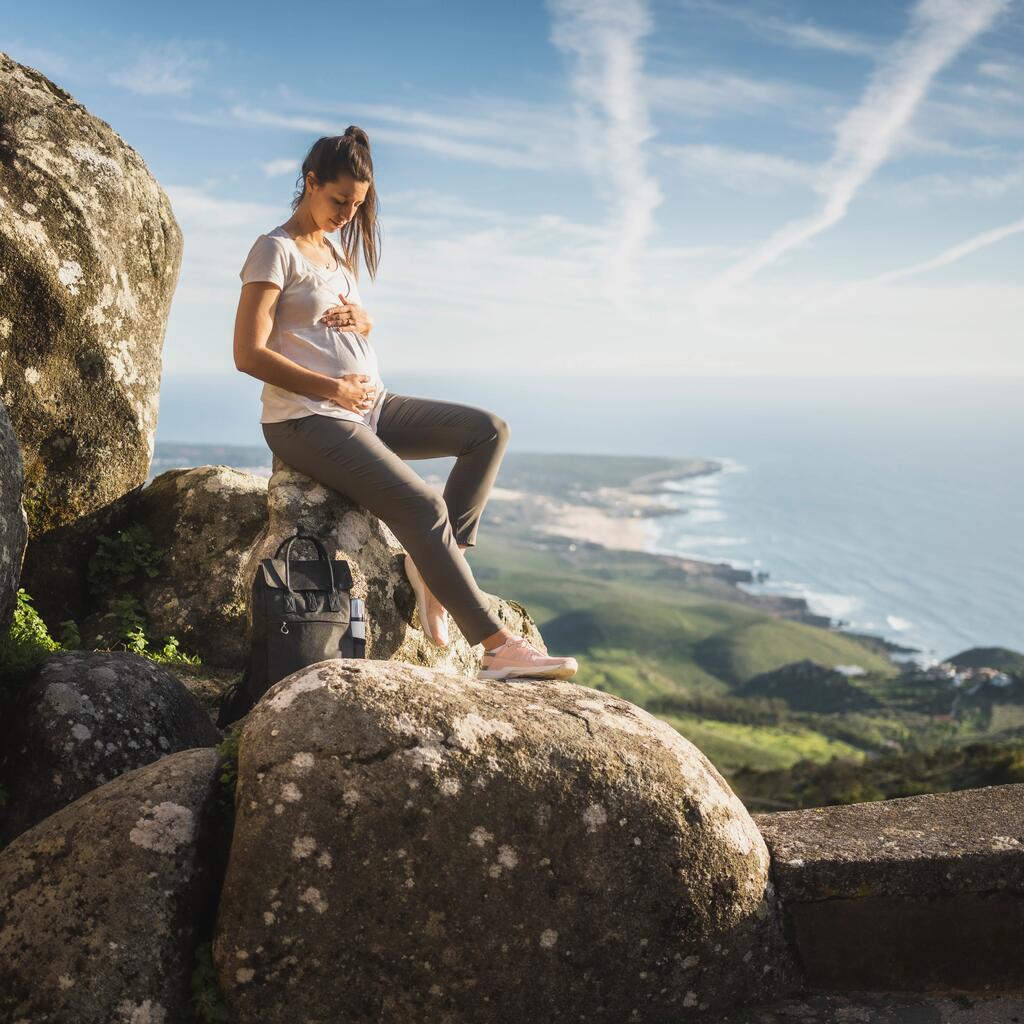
top-left (284, 326), bottom-right (382, 380)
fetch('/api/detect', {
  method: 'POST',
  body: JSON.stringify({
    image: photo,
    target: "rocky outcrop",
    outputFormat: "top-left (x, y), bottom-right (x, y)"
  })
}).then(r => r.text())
top-left (20, 458), bottom-right (545, 670)
top-left (0, 747), bottom-right (228, 1024)
top-left (753, 784), bottom-right (1024, 994)
top-left (0, 393), bottom-right (27, 634)
top-left (0, 649), bottom-right (221, 847)
top-left (0, 52), bottom-right (182, 536)
top-left (213, 659), bottom-right (799, 1022)
top-left (18, 464), bottom-right (267, 662)
top-left (240, 455), bottom-right (545, 668)
top-left (132, 465), bottom-right (269, 668)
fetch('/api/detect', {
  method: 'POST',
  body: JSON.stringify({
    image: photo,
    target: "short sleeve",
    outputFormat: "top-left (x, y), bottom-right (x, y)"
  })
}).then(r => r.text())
top-left (239, 234), bottom-right (288, 288)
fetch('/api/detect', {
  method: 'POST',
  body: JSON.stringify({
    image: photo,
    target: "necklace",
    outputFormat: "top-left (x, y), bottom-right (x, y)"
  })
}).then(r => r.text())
top-left (282, 225), bottom-right (338, 272)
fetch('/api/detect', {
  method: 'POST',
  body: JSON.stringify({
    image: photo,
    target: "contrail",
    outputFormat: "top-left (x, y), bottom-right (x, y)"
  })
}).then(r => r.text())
top-left (547, 0), bottom-right (663, 300)
top-left (754, 213), bottom-right (1024, 343)
top-left (868, 215), bottom-right (1024, 284)
top-left (710, 0), bottom-right (1011, 293)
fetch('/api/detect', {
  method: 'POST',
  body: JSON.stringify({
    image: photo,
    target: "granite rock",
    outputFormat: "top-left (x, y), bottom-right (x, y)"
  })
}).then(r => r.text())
top-left (0, 649), bottom-right (221, 847)
top-left (0, 52), bottom-right (182, 535)
top-left (0, 747), bottom-right (227, 1024)
top-left (213, 659), bottom-right (798, 1022)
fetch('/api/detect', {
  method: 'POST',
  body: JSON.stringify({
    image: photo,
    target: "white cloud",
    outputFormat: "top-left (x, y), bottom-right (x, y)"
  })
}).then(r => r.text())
top-left (276, 88), bottom-right (576, 145)
top-left (868, 215), bottom-right (1024, 284)
top-left (977, 59), bottom-right (1024, 83)
top-left (546, 0), bottom-right (663, 300)
top-left (878, 161), bottom-right (1024, 202)
top-left (212, 104), bottom-right (567, 171)
top-left (680, 0), bottom-right (877, 58)
top-left (165, 185), bottom-right (282, 231)
top-left (259, 158), bottom-right (301, 177)
top-left (720, 215), bottom-right (1024, 355)
top-left (659, 142), bottom-right (816, 193)
top-left (914, 94), bottom-right (1024, 143)
top-left (645, 69), bottom-right (819, 118)
top-left (710, 0), bottom-right (1012, 292)
top-left (108, 40), bottom-right (209, 97)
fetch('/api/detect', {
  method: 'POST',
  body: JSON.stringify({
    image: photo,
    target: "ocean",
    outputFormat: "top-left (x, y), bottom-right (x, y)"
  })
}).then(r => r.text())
top-left (156, 371), bottom-right (1023, 666)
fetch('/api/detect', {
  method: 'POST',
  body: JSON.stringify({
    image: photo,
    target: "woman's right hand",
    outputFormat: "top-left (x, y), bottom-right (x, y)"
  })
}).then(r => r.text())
top-left (330, 373), bottom-right (376, 414)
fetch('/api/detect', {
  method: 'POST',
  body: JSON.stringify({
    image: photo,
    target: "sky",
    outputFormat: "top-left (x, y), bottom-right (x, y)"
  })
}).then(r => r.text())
top-left (5, 0), bottom-right (1024, 381)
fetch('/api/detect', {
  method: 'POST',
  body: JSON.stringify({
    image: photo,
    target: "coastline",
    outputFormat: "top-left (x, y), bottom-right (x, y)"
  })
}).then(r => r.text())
top-left (147, 441), bottom-right (922, 664)
top-left (486, 459), bottom-right (920, 664)
top-left (488, 458), bottom-right (722, 555)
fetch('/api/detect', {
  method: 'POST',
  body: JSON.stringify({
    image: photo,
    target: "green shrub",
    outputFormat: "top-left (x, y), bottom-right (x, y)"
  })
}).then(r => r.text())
top-left (0, 588), bottom-right (59, 670)
top-left (103, 585), bottom-right (201, 671)
top-left (121, 624), bottom-right (202, 665)
top-left (0, 585), bottom-right (200, 673)
top-left (87, 522), bottom-right (164, 595)
top-left (56, 619), bottom-right (81, 650)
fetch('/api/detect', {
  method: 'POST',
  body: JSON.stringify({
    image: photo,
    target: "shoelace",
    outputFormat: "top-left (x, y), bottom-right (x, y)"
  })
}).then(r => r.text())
top-left (485, 635), bottom-right (536, 657)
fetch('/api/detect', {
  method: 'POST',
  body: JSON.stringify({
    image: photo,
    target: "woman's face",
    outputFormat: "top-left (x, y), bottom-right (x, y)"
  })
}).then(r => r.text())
top-left (307, 171), bottom-right (370, 231)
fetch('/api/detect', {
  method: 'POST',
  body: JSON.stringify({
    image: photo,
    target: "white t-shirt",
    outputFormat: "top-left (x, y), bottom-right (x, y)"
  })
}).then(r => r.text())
top-left (238, 225), bottom-right (387, 430)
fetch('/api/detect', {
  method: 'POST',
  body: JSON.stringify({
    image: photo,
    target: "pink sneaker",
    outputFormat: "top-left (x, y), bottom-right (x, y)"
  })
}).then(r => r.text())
top-left (478, 635), bottom-right (579, 680)
top-left (404, 552), bottom-right (449, 647)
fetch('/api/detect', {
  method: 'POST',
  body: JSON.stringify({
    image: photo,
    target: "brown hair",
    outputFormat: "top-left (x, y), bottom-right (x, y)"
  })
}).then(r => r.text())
top-left (291, 127), bottom-right (381, 280)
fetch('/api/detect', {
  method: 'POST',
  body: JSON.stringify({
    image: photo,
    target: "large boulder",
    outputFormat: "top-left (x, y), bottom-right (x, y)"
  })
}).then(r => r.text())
top-left (0, 393), bottom-right (27, 634)
top-left (17, 465), bottom-right (266, 663)
top-left (0, 747), bottom-right (228, 1024)
top-left (213, 660), bottom-right (798, 1022)
top-left (21, 459), bottom-right (543, 672)
top-left (0, 649), bottom-right (221, 847)
top-left (241, 456), bottom-right (544, 668)
top-left (133, 465), bottom-right (269, 668)
top-left (0, 52), bottom-right (182, 536)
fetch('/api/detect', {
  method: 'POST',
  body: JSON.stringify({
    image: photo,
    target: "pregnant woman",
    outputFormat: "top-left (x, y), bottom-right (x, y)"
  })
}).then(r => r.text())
top-left (233, 127), bottom-right (578, 681)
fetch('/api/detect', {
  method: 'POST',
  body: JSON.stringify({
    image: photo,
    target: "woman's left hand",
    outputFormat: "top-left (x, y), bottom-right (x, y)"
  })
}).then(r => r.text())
top-left (320, 300), bottom-right (373, 335)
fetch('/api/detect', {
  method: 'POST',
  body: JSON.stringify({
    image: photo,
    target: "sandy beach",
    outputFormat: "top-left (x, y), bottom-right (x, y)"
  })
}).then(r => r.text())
top-left (487, 485), bottom-right (685, 553)
top-left (531, 499), bottom-right (666, 552)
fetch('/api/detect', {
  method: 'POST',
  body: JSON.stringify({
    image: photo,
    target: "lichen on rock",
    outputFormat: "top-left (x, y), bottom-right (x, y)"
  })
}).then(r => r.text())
top-left (0, 52), bottom-right (183, 536)
top-left (213, 659), bottom-right (799, 1021)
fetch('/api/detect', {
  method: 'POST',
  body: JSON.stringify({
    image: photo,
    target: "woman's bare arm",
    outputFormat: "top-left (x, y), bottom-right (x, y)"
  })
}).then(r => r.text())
top-left (234, 282), bottom-right (339, 400)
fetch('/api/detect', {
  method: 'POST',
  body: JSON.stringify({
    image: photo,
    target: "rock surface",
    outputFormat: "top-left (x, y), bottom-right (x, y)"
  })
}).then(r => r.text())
top-left (715, 990), bottom-right (1024, 1023)
top-left (753, 785), bottom-right (1024, 993)
top-left (0, 52), bottom-right (182, 536)
top-left (134, 465), bottom-right (269, 667)
top-left (0, 649), bottom-right (221, 846)
top-left (0, 747), bottom-right (227, 1024)
top-left (0, 394), bottom-right (27, 634)
top-left (243, 456), bottom-right (545, 669)
top-left (753, 783), bottom-right (1024, 902)
top-left (213, 659), bottom-right (798, 1022)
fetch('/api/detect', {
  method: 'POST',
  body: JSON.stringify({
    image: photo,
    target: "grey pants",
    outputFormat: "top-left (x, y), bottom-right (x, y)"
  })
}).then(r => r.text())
top-left (261, 391), bottom-right (510, 646)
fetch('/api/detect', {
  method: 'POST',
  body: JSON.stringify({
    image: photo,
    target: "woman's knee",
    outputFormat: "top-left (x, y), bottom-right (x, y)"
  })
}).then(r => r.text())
top-left (402, 487), bottom-right (450, 532)
top-left (476, 409), bottom-right (510, 447)
top-left (493, 413), bottom-right (511, 445)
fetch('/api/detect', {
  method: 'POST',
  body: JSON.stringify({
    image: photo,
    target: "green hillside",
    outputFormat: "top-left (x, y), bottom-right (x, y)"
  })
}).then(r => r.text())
top-left (470, 529), bottom-right (896, 711)
top-left (468, 516), bottom-right (1024, 810)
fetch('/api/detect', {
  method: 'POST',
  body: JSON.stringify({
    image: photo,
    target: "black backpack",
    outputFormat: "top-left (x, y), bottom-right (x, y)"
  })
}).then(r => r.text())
top-left (216, 529), bottom-right (360, 730)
